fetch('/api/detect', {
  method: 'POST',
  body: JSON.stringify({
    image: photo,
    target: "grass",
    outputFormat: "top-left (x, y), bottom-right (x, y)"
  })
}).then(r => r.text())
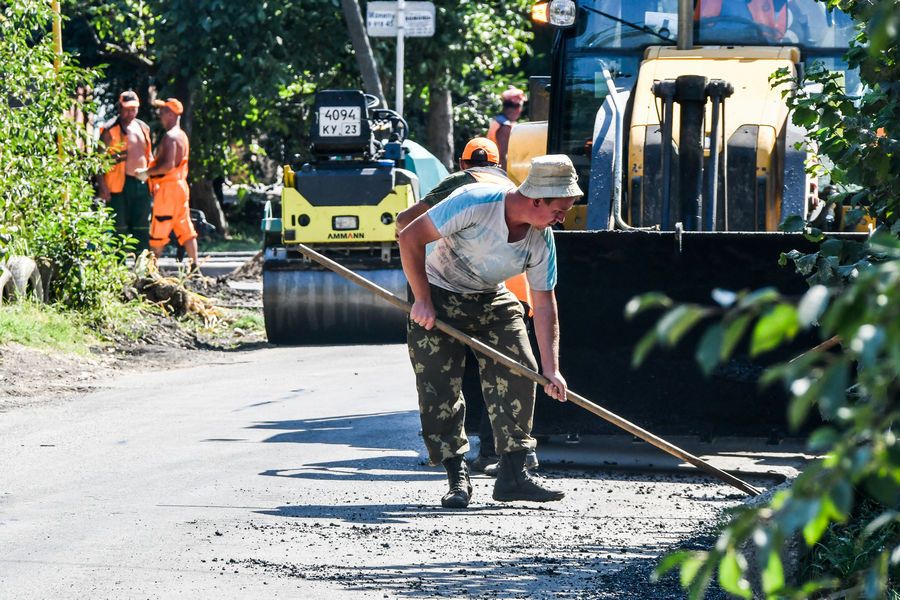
top-left (0, 301), bottom-right (99, 354)
top-left (803, 495), bottom-right (900, 596)
top-left (201, 220), bottom-right (262, 253)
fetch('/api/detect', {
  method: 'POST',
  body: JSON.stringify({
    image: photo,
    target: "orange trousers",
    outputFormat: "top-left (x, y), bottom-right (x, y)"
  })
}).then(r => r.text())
top-left (149, 179), bottom-right (196, 248)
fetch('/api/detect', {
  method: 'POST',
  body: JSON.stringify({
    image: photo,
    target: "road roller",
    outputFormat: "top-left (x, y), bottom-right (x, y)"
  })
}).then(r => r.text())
top-left (262, 89), bottom-right (447, 344)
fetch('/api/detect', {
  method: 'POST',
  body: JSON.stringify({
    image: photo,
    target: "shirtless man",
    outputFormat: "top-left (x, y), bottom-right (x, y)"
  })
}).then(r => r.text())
top-left (98, 91), bottom-right (153, 251)
top-left (135, 98), bottom-right (198, 268)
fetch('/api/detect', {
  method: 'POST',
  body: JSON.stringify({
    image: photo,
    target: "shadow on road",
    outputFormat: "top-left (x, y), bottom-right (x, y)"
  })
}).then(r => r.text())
top-left (248, 410), bottom-right (421, 450)
top-left (260, 456), bottom-right (441, 482)
top-left (254, 502), bottom-right (510, 525)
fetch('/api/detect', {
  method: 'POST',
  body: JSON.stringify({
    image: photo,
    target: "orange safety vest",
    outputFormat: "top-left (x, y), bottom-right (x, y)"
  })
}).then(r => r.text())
top-left (468, 168), bottom-right (512, 187)
top-left (101, 118), bottom-right (152, 194)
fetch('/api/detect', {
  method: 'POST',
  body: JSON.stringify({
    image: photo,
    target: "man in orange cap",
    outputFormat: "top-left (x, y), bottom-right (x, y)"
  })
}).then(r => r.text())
top-left (98, 90), bottom-right (153, 251)
top-left (486, 86), bottom-right (526, 170)
top-left (134, 97), bottom-right (198, 269)
top-left (396, 137), bottom-right (510, 231)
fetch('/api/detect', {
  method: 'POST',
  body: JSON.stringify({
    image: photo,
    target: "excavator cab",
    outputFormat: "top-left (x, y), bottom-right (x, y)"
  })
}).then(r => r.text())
top-left (494, 0), bottom-right (865, 438)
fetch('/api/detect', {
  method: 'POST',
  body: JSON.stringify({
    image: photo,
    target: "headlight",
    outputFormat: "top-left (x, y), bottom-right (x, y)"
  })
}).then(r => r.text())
top-left (332, 215), bottom-right (359, 230)
top-left (550, 0), bottom-right (576, 27)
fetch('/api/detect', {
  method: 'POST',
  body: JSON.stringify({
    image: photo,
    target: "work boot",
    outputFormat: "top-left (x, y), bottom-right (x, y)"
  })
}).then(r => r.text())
top-left (483, 450), bottom-right (538, 477)
top-left (492, 450), bottom-right (564, 503)
top-left (441, 455), bottom-right (473, 509)
top-left (468, 453), bottom-right (499, 474)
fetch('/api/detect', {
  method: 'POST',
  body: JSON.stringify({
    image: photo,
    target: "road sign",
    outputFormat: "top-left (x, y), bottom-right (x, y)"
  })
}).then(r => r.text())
top-left (367, 1), bottom-right (435, 37)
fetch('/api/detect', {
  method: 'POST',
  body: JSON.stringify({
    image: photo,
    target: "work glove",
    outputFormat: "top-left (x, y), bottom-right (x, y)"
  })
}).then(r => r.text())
top-left (134, 167), bottom-right (150, 182)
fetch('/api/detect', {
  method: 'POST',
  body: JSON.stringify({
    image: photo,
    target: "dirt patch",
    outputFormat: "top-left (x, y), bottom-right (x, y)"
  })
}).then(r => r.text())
top-left (2, 268), bottom-right (266, 412)
top-left (0, 343), bottom-right (114, 410)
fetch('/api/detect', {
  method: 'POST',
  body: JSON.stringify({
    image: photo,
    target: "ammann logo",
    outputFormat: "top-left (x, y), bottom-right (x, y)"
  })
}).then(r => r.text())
top-left (327, 232), bottom-right (365, 240)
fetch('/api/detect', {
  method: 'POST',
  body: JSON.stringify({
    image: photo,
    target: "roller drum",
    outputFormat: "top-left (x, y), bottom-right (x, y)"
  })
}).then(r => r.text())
top-left (263, 264), bottom-right (408, 344)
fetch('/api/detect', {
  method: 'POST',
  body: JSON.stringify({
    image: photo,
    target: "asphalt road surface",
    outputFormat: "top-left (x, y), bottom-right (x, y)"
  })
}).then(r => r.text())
top-left (1, 344), bottom-right (782, 599)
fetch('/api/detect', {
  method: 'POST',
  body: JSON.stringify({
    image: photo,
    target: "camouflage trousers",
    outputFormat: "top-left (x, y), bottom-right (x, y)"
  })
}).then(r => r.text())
top-left (408, 284), bottom-right (538, 465)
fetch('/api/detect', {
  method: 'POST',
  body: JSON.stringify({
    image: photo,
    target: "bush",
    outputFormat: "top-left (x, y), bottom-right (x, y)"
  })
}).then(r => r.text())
top-left (0, 1), bottom-right (130, 311)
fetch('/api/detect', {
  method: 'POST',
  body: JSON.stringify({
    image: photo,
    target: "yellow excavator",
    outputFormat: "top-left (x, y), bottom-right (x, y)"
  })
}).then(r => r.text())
top-left (486, 0), bottom-right (863, 438)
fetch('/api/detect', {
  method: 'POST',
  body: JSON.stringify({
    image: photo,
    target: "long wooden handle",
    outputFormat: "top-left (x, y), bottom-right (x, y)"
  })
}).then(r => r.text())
top-left (292, 243), bottom-right (762, 497)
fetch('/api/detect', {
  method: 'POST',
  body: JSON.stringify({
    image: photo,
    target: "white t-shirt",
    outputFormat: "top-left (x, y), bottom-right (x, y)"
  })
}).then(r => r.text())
top-left (424, 182), bottom-right (557, 294)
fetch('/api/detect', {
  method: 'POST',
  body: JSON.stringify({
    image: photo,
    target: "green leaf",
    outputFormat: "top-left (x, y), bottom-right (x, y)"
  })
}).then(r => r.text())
top-left (737, 287), bottom-right (781, 310)
top-left (696, 323), bottom-right (724, 376)
top-left (863, 473), bottom-right (900, 507)
top-left (656, 305), bottom-right (709, 347)
top-left (803, 502), bottom-right (831, 548)
top-left (797, 285), bottom-right (829, 327)
top-left (761, 551), bottom-right (785, 595)
top-left (652, 550), bottom-right (692, 581)
top-left (793, 106), bottom-right (818, 127)
top-left (632, 328), bottom-right (658, 368)
top-left (807, 427), bottom-right (838, 451)
top-left (721, 313), bottom-right (752, 359)
top-left (863, 511), bottom-right (899, 539)
top-left (680, 554), bottom-right (705, 588)
top-left (718, 551), bottom-right (751, 598)
top-left (710, 288), bottom-right (737, 308)
top-left (624, 292), bottom-right (673, 319)
top-left (751, 304), bottom-right (800, 356)
top-left (850, 324), bottom-right (885, 367)
top-left (817, 363), bottom-right (849, 419)
top-left (819, 238), bottom-right (844, 257)
top-left (830, 480), bottom-right (853, 519)
top-left (780, 214), bottom-right (806, 232)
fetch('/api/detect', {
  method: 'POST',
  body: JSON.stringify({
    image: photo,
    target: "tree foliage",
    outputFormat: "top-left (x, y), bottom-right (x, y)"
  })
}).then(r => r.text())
top-left (396, 0), bottom-right (534, 152)
top-left (1, 1), bottom-right (129, 310)
top-left (65, 0), bottom-right (535, 181)
top-left (634, 1), bottom-right (900, 597)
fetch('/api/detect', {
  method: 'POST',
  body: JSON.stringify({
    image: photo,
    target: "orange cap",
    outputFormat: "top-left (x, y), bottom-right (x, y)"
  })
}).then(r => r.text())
top-left (152, 97), bottom-right (183, 115)
top-left (118, 91), bottom-right (140, 108)
top-left (460, 137), bottom-right (500, 165)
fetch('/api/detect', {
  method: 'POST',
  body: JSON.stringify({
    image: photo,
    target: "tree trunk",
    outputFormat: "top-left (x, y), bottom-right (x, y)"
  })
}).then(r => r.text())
top-left (428, 86), bottom-right (454, 170)
top-left (190, 178), bottom-right (228, 237)
top-left (340, 0), bottom-right (386, 106)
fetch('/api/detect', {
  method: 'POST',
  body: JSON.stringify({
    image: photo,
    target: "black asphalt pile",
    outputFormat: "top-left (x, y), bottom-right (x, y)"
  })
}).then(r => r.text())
top-left (226, 250), bottom-right (263, 281)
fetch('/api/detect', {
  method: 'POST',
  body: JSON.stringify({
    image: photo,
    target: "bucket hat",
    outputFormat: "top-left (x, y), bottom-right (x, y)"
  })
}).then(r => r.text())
top-left (518, 155), bottom-right (583, 199)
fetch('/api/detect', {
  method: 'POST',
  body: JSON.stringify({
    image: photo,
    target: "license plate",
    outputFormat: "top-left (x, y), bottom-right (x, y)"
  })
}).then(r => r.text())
top-left (333, 215), bottom-right (359, 230)
top-left (319, 106), bottom-right (362, 137)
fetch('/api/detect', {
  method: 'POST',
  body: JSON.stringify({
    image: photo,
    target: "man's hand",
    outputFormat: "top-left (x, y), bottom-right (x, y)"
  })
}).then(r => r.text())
top-left (543, 370), bottom-right (568, 402)
top-left (98, 188), bottom-right (111, 202)
top-left (134, 167), bottom-right (150, 182)
top-left (410, 299), bottom-right (436, 330)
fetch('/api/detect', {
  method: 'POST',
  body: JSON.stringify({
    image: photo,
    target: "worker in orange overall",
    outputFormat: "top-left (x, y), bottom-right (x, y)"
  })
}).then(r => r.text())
top-left (98, 91), bottom-right (153, 252)
top-left (135, 98), bottom-right (198, 270)
top-left (486, 86), bottom-right (526, 171)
